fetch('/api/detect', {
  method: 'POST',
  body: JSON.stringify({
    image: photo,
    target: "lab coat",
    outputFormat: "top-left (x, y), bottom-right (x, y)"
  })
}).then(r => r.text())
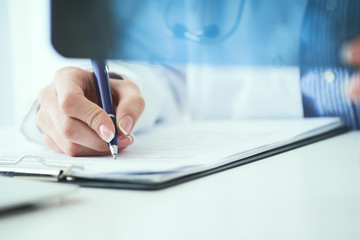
top-left (102, 61), bottom-right (304, 133)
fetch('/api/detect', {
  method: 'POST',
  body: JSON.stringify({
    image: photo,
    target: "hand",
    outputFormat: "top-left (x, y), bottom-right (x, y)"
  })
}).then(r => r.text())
top-left (343, 37), bottom-right (360, 103)
top-left (36, 67), bottom-right (145, 156)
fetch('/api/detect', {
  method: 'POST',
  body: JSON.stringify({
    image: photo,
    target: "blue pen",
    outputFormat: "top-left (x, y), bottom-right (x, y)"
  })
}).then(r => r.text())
top-left (91, 59), bottom-right (118, 159)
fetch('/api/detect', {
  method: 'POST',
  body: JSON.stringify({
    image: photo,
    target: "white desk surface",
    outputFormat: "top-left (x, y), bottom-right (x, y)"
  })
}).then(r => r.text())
top-left (0, 131), bottom-right (360, 240)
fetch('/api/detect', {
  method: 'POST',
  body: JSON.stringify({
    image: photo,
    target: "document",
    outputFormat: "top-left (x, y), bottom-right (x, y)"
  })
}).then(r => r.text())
top-left (0, 118), bottom-right (344, 188)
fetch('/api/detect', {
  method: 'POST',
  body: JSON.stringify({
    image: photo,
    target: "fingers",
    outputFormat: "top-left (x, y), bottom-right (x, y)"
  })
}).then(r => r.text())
top-left (37, 97), bottom-right (110, 156)
top-left (54, 67), bottom-right (116, 143)
top-left (36, 66), bottom-right (145, 156)
top-left (343, 37), bottom-right (360, 66)
top-left (111, 79), bottom-right (145, 136)
top-left (43, 133), bottom-right (63, 154)
top-left (118, 134), bottom-right (134, 149)
top-left (45, 100), bottom-right (110, 152)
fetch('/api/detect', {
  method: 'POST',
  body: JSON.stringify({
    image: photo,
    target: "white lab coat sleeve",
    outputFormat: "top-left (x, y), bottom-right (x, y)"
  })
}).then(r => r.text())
top-left (20, 61), bottom-right (186, 143)
top-left (107, 61), bottom-right (187, 133)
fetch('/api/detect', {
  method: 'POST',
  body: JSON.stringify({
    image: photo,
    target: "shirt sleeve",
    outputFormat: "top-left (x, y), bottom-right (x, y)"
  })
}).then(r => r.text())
top-left (20, 99), bottom-right (44, 144)
top-left (107, 61), bottom-right (187, 132)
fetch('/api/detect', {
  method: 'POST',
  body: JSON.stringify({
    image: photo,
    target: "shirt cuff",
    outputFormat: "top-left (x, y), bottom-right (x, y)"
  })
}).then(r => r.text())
top-left (20, 99), bottom-right (44, 145)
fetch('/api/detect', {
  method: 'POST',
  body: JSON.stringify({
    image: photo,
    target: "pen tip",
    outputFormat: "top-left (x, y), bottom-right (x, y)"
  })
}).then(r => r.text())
top-left (109, 145), bottom-right (118, 159)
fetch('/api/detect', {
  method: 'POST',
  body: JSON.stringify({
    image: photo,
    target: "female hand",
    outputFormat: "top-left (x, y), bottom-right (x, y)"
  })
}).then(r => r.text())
top-left (36, 67), bottom-right (145, 156)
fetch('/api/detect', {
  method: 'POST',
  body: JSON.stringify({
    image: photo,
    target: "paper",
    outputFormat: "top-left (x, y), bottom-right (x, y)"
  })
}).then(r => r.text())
top-left (0, 118), bottom-right (343, 183)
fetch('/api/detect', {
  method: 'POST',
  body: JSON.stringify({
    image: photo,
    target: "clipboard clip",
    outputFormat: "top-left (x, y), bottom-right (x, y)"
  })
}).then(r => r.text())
top-left (0, 154), bottom-right (84, 181)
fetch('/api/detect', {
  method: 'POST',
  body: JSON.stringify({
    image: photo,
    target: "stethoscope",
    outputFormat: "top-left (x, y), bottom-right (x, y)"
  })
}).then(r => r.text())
top-left (163, 0), bottom-right (244, 43)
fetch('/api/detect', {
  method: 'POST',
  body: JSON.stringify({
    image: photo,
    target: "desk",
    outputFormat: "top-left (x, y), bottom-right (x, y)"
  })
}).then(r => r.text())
top-left (0, 131), bottom-right (360, 240)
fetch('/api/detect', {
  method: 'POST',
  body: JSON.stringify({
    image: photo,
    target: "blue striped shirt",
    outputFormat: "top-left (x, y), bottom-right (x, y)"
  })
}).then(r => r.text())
top-left (300, 0), bottom-right (360, 129)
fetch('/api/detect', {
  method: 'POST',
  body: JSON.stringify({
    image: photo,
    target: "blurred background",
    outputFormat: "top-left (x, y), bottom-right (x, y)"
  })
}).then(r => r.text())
top-left (0, 0), bottom-right (354, 128)
top-left (0, 0), bottom-right (304, 128)
top-left (0, 0), bottom-right (87, 128)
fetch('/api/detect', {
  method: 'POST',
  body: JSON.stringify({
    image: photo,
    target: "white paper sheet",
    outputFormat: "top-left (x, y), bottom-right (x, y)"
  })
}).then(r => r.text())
top-left (0, 118), bottom-right (343, 183)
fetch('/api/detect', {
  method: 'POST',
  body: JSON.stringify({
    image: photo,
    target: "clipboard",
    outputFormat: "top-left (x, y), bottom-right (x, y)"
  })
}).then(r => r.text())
top-left (0, 125), bottom-right (347, 191)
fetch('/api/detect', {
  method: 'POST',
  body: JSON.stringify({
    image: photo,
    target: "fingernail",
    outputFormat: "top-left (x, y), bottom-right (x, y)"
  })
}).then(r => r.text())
top-left (128, 135), bottom-right (134, 145)
top-left (119, 115), bottom-right (133, 136)
top-left (118, 135), bottom-right (133, 149)
top-left (99, 124), bottom-right (115, 143)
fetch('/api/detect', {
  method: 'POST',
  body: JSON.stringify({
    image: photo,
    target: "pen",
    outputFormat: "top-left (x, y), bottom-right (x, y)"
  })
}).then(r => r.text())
top-left (91, 59), bottom-right (118, 159)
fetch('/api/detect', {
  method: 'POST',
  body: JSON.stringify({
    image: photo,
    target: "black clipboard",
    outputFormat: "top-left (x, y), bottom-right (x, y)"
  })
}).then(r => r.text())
top-left (0, 125), bottom-right (347, 191)
top-left (58, 126), bottom-right (348, 190)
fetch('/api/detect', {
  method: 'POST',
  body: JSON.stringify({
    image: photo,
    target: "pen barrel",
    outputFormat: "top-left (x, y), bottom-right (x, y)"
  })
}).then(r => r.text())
top-left (109, 114), bottom-right (118, 147)
top-left (92, 60), bottom-right (114, 114)
top-left (92, 59), bottom-right (118, 147)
